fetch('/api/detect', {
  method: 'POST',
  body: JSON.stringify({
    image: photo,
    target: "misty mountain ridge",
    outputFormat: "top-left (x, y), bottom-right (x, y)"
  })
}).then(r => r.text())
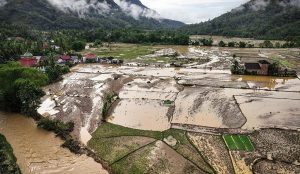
top-left (0, 0), bottom-right (184, 30)
top-left (181, 0), bottom-right (300, 39)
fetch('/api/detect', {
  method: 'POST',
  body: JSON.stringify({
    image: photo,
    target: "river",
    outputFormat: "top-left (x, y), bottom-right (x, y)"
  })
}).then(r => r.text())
top-left (0, 112), bottom-right (108, 174)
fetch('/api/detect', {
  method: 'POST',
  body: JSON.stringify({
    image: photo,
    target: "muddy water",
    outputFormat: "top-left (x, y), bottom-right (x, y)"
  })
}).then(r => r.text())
top-left (232, 75), bottom-right (300, 91)
top-left (0, 112), bottom-right (108, 174)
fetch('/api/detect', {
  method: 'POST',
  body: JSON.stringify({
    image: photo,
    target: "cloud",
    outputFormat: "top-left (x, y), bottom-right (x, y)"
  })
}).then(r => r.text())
top-left (114, 0), bottom-right (160, 19)
top-left (46, 0), bottom-right (111, 18)
top-left (233, 0), bottom-right (300, 12)
top-left (280, 0), bottom-right (300, 7)
top-left (0, 0), bottom-right (7, 7)
top-left (140, 0), bottom-right (249, 24)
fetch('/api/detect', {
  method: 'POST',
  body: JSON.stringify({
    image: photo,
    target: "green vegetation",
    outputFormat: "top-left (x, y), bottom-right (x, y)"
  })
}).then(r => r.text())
top-left (37, 117), bottom-right (81, 154)
top-left (180, 1), bottom-right (300, 41)
top-left (0, 134), bottom-right (22, 174)
top-left (89, 124), bottom-right (214, 174)
top-left (271, 56), bottom-right (295, 69)
top-left (190, 38), bottom-right (213, 46)
top-left (72, 41), bottom-right (86, 52)
top-left (102, 93), bottom-right (118, 121)
top-left (223, 135), bottom-right (255, 152)
top-left (0, 62), bottom-right (47, 116)
top-left (91, 123), bottom-right (163, 140)
top-left (37, 117), bottom-right (74, 139)
top-left (111, 142), bottom-right (154, 174)
top-left (231, 60), bottom-right (244, 75)
top-left (163, 129), bottom-right (215, 174)
top-left (163, 100), bottom-right (174, 105)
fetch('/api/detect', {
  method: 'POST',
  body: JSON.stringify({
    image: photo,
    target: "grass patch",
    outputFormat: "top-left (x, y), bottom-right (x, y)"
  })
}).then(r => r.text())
top-left (81, 44), bottom-right (158, 60)
top-left (163, 129), bottom-right (214, 174)
top-left (111, 142), bottom-right (153, 174)
top-left (91, 123), bottom-right (163, 140)
top-left (88, 136), bottom-right (155, 164)
top-left (0, 134), bottom-right (22, 174)
top-left (223, 135), bottom-right (255, 152)
top-left (271, 56), bottom-right (295, 69)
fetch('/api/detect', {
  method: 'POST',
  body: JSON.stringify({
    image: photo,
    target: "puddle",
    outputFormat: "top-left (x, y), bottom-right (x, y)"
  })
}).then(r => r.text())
top-left (0, 112), bottom-right (107, 174)
top-left (233, 75), bottom-right (300, 91)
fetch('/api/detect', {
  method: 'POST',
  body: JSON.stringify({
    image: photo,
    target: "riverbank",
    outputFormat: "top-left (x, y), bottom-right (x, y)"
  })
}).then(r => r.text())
top-left (0, 134), bottom-right (21, 174)
top-left (0, 112), bottom-right (108, 174)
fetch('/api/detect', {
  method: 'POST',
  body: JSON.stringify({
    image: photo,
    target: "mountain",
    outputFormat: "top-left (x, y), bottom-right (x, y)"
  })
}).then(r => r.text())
top-left (0, 0), bottom-right (185, 30)
top-left (180, 0), bottom-right (300, 39)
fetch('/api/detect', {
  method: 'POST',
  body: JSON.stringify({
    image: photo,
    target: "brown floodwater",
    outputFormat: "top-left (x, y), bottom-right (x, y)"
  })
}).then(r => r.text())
top-left (232, 75), bottom-right (300, 91)
top-left (0, 112), bottom-right (108, 174)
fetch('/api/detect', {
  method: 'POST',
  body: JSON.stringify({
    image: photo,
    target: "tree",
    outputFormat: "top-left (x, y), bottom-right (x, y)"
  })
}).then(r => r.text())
top-left (0, 62), bottom-right (48, 113)
top-left (71, 41), bottom-right (86, 51)
top-left (228, 42), bottom-right (235, 47)
top-left (239, 41), bottom-right (246, 48)
top-left (260, 40), bottom-right (274, 48)
top-left (218, 41), bottom-right (226, 47)
top-left (268, 62), bottom-right (279, 76)
top-left (231, 60), bottom-right (244, 75)
top-left (16, 79), bottom-right (45, 116)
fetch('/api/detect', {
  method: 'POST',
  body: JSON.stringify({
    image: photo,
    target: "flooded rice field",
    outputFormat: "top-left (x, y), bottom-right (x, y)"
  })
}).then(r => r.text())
top-left (108, 99), bottom-right (171, 131)
top-left (38, 64), bottom-right (300, 140)
top-left (0, 112), bottom-right (107, 174)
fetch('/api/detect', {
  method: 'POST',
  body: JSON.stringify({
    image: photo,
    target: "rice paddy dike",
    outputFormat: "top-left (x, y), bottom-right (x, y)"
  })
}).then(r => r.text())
top-left (34, 44), bottom-right (300, 173)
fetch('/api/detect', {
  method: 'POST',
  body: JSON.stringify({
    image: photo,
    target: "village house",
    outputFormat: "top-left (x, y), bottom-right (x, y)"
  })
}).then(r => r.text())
top-left (83, 53), bottom-right (98, 63)
top-left (58, 54), bottom-right (72, 64)
top-left (244, 60), bottom-right (270, 75)
top-left (19, 52), bottom-right (38, 67)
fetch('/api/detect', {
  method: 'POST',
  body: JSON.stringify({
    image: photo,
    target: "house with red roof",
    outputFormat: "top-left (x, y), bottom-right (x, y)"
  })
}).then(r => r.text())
top-left (58, 54), bottom-right (72, 64)
top-left (19, 52), bottom-right (38, 67)
top-left (84, 53), bottom-right (98, 63)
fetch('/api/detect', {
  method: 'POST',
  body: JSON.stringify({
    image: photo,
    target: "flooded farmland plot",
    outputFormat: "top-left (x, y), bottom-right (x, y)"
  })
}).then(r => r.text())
top-left (34, 46), bottom-right (300, 174)
top-left (172, 87), bottom-right (247, 128)
top-left (38, 71), bottom-right (114, 144)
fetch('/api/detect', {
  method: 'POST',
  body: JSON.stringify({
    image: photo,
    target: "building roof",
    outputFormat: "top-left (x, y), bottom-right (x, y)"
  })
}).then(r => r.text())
top-left (85, 53), bottom-right (97, 59)
top-left (258, 60), bottom-right (270, 64)
top-left (61, 54), bottom-right (71, 60)
top-left (245, 63), bottom-right (261, 70)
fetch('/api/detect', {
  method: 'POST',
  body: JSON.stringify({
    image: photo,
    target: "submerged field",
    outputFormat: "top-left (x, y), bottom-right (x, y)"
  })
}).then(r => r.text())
top-left (37, 43), bottom-right (300, 173)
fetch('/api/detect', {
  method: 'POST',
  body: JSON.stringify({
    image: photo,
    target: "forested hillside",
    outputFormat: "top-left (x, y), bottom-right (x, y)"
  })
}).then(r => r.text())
top-left (0, 0), bottom-right (184, 30)
top-left (180, 0), bottom-right (300, 40)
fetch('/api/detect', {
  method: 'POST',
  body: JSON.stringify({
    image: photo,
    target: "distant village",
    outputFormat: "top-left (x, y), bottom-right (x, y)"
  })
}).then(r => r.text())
top-left (18, 50), bottom-right (296, 77)
top-left (18, 52), bottom-right (124, 68)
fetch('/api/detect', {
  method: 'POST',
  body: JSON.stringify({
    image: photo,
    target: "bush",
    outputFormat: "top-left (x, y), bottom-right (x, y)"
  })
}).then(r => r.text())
top-left (102, 93), bottom-right (118, 121)
top-left (228, 42), bottom-right (235, 47)
top-left (62, 139), bottom-right (81, 154)
top-left (37, 117), bottom-right (74, 139)
top-left (218, 41), bottom-right (226, 47)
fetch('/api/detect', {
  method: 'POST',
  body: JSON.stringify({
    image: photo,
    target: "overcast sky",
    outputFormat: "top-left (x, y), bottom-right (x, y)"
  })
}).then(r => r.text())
top-left (140, 0), bottom-right (249, 24)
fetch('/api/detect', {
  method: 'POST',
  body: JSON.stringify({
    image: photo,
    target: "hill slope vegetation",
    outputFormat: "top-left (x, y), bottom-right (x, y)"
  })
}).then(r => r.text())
top-left (180, 0), bottom-right (300, 40)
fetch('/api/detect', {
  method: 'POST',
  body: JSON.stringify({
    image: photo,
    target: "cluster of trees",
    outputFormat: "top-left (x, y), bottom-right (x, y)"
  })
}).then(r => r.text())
top-left (179, 1), bottom-right (300, 42)
top-left (0, 23), bottom-right (190, 63)
top-left (231, 60), bottom-right (245, 75)
top-left (190, 38), bottom-right (213, 46)
top-left (0, 62), bottom-right (48, 117)
top-left (218, 40), bottom-right (299, 48)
